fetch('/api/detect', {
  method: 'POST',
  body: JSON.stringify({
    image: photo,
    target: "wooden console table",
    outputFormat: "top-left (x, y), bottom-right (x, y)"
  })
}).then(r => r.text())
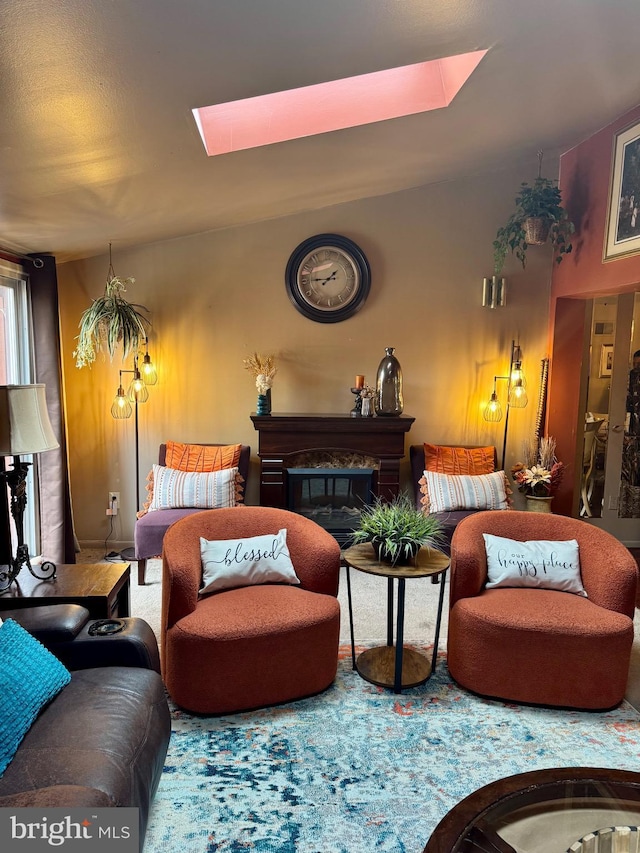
top-left (0, 562), bottom-right (131, 619)
top-left (250, 412), bottom-right (414, 508)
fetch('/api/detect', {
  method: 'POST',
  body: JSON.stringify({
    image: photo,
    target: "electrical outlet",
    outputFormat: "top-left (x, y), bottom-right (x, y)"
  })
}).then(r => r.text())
top-left (108, 491), bottom-right (120, 515)
top-left (608, 495), bottom-right (618, 511)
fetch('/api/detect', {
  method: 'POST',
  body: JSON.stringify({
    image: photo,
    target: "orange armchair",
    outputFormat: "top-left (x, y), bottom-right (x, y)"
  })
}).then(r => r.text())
top-left (161, 506), bottom-right (341, 714)
top-left (447, 511), bottom-right (637, 709)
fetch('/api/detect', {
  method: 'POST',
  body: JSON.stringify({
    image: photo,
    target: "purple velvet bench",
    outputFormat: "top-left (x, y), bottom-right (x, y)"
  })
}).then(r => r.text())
top-left (133, 443), bottom-right (251, 585)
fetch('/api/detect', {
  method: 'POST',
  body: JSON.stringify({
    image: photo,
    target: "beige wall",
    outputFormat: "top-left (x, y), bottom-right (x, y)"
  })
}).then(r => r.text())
top-left (58, 162), bottom-right (556, 546)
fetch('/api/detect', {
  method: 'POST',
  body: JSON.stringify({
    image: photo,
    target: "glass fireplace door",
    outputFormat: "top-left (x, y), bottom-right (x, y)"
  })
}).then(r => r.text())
top-left (286, 468), bottom-right (374, 546)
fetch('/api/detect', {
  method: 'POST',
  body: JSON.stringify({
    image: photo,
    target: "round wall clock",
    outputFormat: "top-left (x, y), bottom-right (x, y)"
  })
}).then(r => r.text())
top-left (285, 233), bottom-right (371, 323)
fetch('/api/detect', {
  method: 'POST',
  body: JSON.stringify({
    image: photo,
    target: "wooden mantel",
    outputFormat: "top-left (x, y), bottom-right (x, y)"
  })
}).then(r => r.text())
top-left (250, 412), bottom-right (415, 508)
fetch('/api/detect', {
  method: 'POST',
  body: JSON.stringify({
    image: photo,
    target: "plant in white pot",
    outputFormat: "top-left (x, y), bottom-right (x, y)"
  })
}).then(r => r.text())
top-left (350, 492), bottom-right (444, 566)
top-left (493, 152), bottom-right (575, 275)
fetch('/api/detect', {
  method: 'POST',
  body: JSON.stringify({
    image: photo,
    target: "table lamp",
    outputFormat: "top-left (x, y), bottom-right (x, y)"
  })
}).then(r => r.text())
top-left (0, 384), bottom-right (59, 591)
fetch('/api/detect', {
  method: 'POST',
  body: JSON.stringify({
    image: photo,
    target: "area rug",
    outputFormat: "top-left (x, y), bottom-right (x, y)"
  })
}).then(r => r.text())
top-left (144, 648), bottom-right (640, 853)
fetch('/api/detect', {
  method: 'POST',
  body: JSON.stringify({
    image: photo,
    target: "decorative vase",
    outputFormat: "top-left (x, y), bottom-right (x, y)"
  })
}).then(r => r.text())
top-left (374, 346), bottom-right (403, 416)
top-left (523, 216), bottom-right (551, 246)
top-left (525, 495), bottom-right (554, 513)
top-left (256, 390), bottom-right (271, 416)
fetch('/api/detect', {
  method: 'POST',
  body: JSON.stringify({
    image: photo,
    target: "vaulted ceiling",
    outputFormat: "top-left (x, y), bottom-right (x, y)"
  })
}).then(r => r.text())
top-left (2, 0), bottom-right (640, 263)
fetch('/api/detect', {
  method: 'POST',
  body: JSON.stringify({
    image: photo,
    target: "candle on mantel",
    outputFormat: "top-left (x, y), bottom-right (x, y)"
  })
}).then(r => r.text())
top-left (355, 375), bottom-right (365, 389)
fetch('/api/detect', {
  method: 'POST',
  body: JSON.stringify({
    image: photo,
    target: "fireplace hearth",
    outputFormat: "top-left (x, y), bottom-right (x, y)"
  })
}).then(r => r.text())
top-left (250, 414), bottom-right (415, 526)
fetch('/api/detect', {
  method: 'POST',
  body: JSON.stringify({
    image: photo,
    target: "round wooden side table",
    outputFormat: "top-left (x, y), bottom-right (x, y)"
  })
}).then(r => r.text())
top-left (342, 542), bottom-right (450, 694)
top-left (423, 767), bottom-right (640, 853)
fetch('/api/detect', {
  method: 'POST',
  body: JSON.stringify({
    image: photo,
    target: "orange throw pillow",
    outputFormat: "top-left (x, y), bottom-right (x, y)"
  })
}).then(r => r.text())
top-left (423, 443), bottom-right (495, 475)
top-left (165, 441), bottom-right (242, 472)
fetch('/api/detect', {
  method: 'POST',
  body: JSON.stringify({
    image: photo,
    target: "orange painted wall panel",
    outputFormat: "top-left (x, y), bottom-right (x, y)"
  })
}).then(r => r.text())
top-left (549, 102), bottom-right (640, 515)
top-left (554, 103), bottom-right (640, 301)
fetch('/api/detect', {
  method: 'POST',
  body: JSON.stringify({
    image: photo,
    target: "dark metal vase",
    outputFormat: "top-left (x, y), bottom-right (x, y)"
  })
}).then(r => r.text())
top-left (375, 346), bottom-right (403, 416)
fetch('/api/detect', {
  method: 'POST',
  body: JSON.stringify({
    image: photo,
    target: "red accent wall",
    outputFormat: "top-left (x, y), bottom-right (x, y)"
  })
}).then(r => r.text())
top-left (553, 103), bottom-right (640, 301)
top-left (548, 103), bottom-right (640, 512)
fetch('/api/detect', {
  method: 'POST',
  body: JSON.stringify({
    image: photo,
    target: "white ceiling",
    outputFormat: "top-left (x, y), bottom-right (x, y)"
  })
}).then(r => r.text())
top-left (2, 0), bottom-right (640, 263)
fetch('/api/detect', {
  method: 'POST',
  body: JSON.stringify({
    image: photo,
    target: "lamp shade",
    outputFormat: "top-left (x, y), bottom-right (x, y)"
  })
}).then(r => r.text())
top-left (0, 385), bottom-right (59, 456)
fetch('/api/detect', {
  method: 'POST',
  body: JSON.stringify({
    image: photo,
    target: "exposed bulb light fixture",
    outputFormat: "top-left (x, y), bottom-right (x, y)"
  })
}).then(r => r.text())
top-left (508, 378), bottom-right (528, 408)
top-left (111, 381), bottom-right (132, 419)
top-left (483, 339), bottom-right (529, 468)
top-left (110, 343), bottom-right (158, 520)
top-left (483, 384), bottom-right (503, 422)
top-left (141, 338), bottom-right (157, 385)
top-left (508, 345), bottom-right (528, 408)
top-left (127, 366), bottom-right (149, 403)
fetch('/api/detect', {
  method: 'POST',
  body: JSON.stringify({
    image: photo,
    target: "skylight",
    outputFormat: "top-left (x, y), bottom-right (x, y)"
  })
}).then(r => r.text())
top-left (193, 50), bottom-right (487, 156)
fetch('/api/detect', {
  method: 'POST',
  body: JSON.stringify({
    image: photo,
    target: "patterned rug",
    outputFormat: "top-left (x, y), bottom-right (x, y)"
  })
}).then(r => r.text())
top-left (144, 648), bottom-right (640, 853)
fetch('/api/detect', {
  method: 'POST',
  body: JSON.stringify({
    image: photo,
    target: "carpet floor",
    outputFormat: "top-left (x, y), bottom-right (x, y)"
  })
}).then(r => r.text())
top-left (79, 551), bottom-right (640, 851)
top-left (144, 647), bottom-right (640, 853)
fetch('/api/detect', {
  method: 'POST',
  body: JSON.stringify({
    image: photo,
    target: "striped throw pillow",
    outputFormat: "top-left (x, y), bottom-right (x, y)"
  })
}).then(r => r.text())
top-left (148, 464), bottom-right (238, 511)
top-left (422, 470), bottom-right (510, 513)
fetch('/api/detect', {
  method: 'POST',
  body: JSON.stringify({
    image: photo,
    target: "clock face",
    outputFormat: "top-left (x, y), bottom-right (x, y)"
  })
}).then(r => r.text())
top-left (285, 234), bottom-right (370, 323)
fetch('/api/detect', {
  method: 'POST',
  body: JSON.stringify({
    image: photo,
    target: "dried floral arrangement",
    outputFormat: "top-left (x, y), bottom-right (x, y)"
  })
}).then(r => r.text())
top-left (74, 271), bottom-right (150, 368)
top-left (243, 352), bottom-right (277, 394)
top-left (511, 435), bottom-right (564, 497)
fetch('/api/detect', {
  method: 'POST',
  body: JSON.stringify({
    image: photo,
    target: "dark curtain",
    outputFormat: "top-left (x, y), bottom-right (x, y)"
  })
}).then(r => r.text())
top-left (28, 254), bottom-right (76, 563)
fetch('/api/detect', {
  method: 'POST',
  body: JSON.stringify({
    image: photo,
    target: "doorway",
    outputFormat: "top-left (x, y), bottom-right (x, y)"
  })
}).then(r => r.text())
top-left (582, 291), bottom-right (640, 545)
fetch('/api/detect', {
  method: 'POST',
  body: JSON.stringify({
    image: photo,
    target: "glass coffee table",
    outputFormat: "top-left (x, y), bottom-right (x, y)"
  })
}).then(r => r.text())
top-left (342, 542), bottom-right (450, 693)
top-left (423, 767), bottom-right (640, 853)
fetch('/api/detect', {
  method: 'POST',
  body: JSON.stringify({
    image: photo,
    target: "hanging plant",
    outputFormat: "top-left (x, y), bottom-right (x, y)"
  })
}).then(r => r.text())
top-left (74, 247), bottom-right (150, 368)
top-left (493, 150), bottom-right (575, 275)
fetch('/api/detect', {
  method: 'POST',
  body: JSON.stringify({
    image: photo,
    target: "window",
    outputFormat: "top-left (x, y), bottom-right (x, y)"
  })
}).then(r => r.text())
top-left (0, 260), bottom-right (38, 554)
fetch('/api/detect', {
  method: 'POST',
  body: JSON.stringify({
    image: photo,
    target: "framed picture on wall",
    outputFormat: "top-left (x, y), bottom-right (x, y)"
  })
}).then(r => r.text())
top-left (604, 119), bottom-right (640, 261)
top-left (599, 344), bottom-right (614, 378)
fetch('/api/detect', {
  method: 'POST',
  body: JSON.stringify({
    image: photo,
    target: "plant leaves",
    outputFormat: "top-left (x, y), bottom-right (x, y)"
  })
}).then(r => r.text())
top-left (74, 280), bottom-right (150, 368)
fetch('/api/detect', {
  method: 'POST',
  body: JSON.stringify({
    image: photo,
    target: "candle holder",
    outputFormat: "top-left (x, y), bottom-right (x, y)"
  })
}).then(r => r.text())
top-left (350, 387), bottom-right (363, 417)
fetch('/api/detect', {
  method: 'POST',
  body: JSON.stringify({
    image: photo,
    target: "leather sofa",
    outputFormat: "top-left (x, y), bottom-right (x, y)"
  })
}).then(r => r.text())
top-left (0, 605), bottom-right (170, 847)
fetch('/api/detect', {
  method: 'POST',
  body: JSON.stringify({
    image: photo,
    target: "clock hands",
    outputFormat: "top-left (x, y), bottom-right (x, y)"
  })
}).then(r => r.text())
top-left (311, 270), bottom-right (338, 285)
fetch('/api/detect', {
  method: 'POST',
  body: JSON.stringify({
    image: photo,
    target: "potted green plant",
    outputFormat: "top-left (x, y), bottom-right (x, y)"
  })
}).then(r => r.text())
top-left (493, 156), bottom-right (575, 275)
top-left (74, 273), bottom-right (150, 368)
top-left (350, 492), bottom-right (444, 566)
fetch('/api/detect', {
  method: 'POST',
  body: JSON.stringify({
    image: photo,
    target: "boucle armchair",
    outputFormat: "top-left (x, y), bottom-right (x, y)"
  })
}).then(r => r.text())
top-left (161, 506), bottom-right (341, 714)
top-left (447, 511), bottom-right (637, 709)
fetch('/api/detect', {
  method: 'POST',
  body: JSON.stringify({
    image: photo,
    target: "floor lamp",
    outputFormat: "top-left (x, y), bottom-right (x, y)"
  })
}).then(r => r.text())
top-left (111, 340), bottom-right (157, 561)
top-left (483, 340), bottom-right (528, 469)
top-left (0, 384), bottom-right (59, 591)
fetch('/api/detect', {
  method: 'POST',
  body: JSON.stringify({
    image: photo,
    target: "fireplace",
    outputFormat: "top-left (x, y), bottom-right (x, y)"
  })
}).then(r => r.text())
top-left (250, 413), bottom-right (415, 525)
top-left (286, 466), bottom-right (374, 546)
